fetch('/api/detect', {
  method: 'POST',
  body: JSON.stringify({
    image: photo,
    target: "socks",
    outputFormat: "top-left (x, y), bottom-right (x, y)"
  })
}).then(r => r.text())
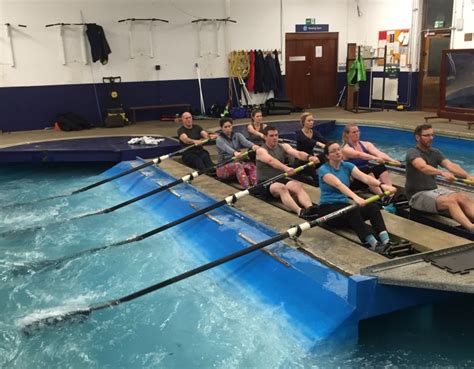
top-left (379, 231), bottom-right (390, 246)
top-left (364, 234), bottom-right (378, 248)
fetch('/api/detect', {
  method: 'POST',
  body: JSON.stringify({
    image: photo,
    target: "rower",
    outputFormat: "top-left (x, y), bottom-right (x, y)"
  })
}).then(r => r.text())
top-left (342, 123), bottom-right (399, 195)
top-left (293, 112), bottom-right (328, 186)
top-left (319, 141), bottom-right (398, 254)
top-left (405, 124), bottom-right (474, 232)
top-left (255, 125), bottom-right (319, 219)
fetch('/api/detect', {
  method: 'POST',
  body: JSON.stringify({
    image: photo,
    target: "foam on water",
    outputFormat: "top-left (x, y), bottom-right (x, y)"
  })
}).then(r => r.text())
top-left (2, 162), bottom-right (474, 368)
top-left (1, 164), bottom-right (321, 368)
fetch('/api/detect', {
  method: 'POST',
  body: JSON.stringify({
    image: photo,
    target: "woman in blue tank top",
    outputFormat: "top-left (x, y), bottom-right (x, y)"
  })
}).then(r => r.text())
top-left (319, 141), bottom-right (397, 254)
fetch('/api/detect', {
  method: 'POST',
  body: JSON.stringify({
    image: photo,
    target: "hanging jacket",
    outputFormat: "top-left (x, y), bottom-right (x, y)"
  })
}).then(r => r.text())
top-left (86, 23), bottom-right (111, 65)
top-left (263, 53), bottom-right (278, 92)
top-left (246, 50), bottom-right (255, 92)
top-left (347, 55), bottom-right (366, 86)
top-left (254, 50), bottom-right (265, 93)
top-left (273, 49), bottom-right (283, 92)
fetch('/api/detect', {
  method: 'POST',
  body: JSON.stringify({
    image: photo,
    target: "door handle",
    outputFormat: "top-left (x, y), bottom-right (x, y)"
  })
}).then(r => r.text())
top-left (306, 72), bottom-right (311, 76)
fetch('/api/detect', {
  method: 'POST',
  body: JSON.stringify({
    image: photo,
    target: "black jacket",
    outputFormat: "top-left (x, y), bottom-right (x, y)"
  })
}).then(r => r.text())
top-left (86, 24), bottom-right (111, 65)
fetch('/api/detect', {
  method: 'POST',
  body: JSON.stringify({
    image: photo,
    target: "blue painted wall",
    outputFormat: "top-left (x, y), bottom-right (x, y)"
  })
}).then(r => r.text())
top-left (0, 78), bottom-right (232, 132)
top-left (1, 72), bottom-right (418, 132)
top-left (336, 71), bottom-right (418, 111)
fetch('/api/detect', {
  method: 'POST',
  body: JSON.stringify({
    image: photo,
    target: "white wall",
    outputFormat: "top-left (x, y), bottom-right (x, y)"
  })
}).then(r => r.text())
top-left (451, 0), bottom-right (474, 49)
top-left (1, 0), bottom-right (473, 88)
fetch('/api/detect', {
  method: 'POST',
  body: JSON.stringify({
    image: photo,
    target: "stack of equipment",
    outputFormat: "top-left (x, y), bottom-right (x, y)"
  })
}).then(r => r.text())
top-left (103, 76), bottom-right (129, 128)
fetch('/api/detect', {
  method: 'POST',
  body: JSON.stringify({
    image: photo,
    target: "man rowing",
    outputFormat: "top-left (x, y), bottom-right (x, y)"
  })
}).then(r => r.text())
top-left (405, 124), bottom-right (474, 232)
top-left (255, 125), bottom-right (320, 219)
top-left (177, 112), bottom-right (217, 171)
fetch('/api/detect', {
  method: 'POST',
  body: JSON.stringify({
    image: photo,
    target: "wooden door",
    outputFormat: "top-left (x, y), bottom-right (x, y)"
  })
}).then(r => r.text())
top-left (419, 31), bottom-right (450, 111)
top-left (285, 33), bottom-right (338, 109)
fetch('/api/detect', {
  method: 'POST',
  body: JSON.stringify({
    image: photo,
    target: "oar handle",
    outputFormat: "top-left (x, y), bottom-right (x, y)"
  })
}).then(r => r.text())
top-left (250, 161), bottom-right (316, 192)
top-left (457, 177), bottom-right (473, 186)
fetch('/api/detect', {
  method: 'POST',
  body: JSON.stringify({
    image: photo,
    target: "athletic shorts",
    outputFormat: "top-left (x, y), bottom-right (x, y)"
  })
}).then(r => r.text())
top-left (409, 188), bottom-right (455, 213)
top-left (350, 164), bottom-right (387, 191)
top-left (255, 178), bottom-right (291, 199)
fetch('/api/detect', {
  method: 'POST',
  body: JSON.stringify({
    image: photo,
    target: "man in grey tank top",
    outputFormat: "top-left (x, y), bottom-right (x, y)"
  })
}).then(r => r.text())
top-left (405, 124), bottom-right (474, 232)
top-left (256, 125), bottom-right (320, 218)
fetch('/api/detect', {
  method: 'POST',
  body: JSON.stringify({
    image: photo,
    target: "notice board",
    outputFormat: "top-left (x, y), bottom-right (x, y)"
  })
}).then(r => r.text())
top-left (377, 29), bottom-right (410, 67)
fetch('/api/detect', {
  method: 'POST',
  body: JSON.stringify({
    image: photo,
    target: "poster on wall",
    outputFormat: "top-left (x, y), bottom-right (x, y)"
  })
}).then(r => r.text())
top-left (377, 29), bottom-right (409, 67)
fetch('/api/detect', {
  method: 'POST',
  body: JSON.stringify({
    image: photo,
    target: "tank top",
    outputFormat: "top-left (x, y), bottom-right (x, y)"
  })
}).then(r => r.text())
top-left (345, 140), bottom-right (369, 167)
top-left (248, 123), bottom-right (265, 145)
top-left (256, 143), bottom-right (287, 182)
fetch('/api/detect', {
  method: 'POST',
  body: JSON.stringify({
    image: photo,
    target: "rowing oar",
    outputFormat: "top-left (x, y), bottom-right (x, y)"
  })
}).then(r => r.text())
top-left (457, 178), bottom-right (474, 186)
top-left (0, 140), bottom-right (211, 210)
top-left (10, 161), bottom-right (316, 277)
top-left (278, 138), bottom-right (325, 151)
top-left (383, 161), bottom-right (474, 187)
top-left (19, 192), bottom-right (381, 334)
top-left (0, 150), bottom-right (251, 238)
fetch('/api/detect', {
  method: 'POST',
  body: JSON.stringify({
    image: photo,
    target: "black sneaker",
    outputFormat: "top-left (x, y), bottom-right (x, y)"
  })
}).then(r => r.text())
top-left (306, 205), bottom-right (319, 215)
top-left (373, 243), bottom-right (388, 255)
top-left (299, 207), bottom-right (318, 220)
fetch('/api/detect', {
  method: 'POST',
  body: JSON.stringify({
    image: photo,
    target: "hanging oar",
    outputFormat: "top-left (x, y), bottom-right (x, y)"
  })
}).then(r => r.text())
top-left (1, 140), bottom-right (211, 210)
top-left (1, 150), bottom-right (251, 238)
top-left (10, 161), bottom-right (316, 277)
top-left (20, 192), bottom-right (382, 334)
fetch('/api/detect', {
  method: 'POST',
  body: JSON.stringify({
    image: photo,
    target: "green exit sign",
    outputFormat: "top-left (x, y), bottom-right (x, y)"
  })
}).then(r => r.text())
top-left (305, 18), bottom-right (315, 25)
top-left (434, 20), bottom-right (444, 28)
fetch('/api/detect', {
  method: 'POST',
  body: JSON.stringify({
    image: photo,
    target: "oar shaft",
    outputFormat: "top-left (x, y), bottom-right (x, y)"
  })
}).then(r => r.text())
top-left (88, 198), bottom-right (377, 312)
top-left (92, 232), bottom-right (291, 311)
top-left (102, 178), bottom-right (187, 214)
top-left (65, 140), bottom-right (212, 195)
top-left (21, 192), bottom-right (381, 331)
top-left (67, 153), bottom-right (242, 219)
top-left (14, 157), bottom-right (308, 277)
top-left (100, 151), bottom-right (245, 214)
top-left (137, 199), bottom-right (228, 240)
top-left (72, 161), bottom-right (154, 194)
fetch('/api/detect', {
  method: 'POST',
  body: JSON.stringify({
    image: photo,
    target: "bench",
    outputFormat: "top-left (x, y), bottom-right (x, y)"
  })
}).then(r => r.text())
top-left (129, 103), bottom-right (191, 123)
top-left (424, 114), bottom-right (474, 130)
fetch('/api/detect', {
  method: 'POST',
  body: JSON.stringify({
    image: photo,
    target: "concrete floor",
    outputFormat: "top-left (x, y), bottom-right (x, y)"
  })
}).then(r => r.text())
top-left (1, 107), bottom-right (473, 149)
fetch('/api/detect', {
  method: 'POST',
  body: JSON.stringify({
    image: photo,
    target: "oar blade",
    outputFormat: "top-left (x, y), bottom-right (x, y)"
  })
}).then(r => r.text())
top-left (19, 307), bottom-right (92, 336)
top-left (9, 258), bottom-right (60, 277)
top-left (0, 193), bottom-right (71, 210)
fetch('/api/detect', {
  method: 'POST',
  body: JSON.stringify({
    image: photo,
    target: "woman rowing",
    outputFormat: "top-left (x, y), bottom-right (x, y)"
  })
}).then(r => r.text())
top-left (293, 112), bottom-right (328, 185)
top-left (246, 108), bottom-right (267, 145)
top-left (216, 118), bottom-right (260, 189)
top-left (342, 123), bottom-right (399, 195)
top-left (318, 141), bottom-right (397, 254)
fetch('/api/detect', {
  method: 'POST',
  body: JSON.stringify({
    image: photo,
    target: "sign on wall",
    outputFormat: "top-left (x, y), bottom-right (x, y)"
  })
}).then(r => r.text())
top-left (295, 24), bottom-right (329, 32)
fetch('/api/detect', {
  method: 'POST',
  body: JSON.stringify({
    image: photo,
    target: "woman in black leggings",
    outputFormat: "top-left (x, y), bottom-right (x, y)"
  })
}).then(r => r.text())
top-left (318, 141), bottom-right (397, 254)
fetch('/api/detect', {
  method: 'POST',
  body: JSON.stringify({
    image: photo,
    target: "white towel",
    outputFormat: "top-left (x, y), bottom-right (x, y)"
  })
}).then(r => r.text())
top-left (128, 136), bottom-right (165, 145)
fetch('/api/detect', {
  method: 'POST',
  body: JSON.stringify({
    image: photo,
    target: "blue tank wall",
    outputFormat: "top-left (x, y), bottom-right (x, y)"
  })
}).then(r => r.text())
top-left (104, 159), bottom-right (449, 345)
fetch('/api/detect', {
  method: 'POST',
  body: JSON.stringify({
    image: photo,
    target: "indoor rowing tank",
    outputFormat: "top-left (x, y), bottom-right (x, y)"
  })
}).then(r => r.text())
top-left (1, 121), bottom-right (473, 367)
